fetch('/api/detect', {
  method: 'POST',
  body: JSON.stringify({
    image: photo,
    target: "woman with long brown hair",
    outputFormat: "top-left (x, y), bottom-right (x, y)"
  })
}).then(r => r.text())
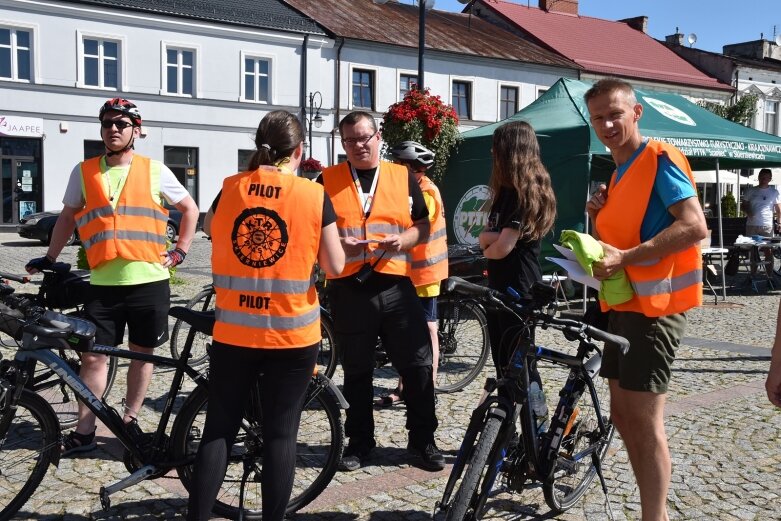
top-left (479, 120), bottom-right (556, 377)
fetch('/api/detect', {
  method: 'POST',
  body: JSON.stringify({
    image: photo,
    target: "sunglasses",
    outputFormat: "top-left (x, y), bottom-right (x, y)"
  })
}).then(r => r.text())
top-left (101, 120), bottom-right (134, 130)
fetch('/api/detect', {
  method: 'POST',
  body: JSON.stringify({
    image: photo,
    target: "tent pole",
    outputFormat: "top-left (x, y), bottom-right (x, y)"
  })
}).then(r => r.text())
top-left (715, 159), bottom-right (727, 300)
top-left (583, 180), bottom-right (590, 314)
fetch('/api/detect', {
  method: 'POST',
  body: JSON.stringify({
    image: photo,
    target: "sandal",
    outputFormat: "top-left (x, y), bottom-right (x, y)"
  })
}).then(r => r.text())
top-left (374, 387), bottom-right (404, 407)
top-left (61, 429), bottom-right (97, 456)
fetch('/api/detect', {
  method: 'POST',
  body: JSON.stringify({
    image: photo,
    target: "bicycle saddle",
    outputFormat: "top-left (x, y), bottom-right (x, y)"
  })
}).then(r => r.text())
top-left (169, 306), bottom-right (214, 336)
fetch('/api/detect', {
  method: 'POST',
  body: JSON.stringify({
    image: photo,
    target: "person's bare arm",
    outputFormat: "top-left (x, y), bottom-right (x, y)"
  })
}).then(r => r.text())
top-left (482, 227), bottom-right (520, 260)
top-left (766, 299), bottom-right (781, 407)
top-left (586, 184), bottom-right (608, 240)
top-left (203, 208), bottom-right (214, 237)
top-left (593, 196), bottom-right (707, 279)
top-left (318, 223), bottom-right (345, 277)
top-left (46, 205), bottom-right (80, 259)
top-left (171, 195), bottom-right (199, 253)
top-left (479, 230), bottom-right (499, 251)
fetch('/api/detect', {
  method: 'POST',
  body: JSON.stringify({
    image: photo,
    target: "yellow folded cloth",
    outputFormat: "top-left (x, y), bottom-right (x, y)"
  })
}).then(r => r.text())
top-left (559, 230), bottom-right (634, 306)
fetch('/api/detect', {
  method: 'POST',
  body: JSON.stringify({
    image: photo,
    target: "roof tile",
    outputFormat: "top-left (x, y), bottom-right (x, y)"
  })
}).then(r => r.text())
top-left (482, 0), bottom-right (732, 91)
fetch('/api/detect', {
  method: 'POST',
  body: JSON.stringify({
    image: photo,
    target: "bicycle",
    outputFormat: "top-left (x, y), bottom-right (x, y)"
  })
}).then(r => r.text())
top-left (0, 265), bottom-right (118, 429)
top-left (169, 284), bottom-right (338, 378)
top-left (0, 282), bottom-right (346, 520)
top-left (436, 277), bottom-right (629, 520)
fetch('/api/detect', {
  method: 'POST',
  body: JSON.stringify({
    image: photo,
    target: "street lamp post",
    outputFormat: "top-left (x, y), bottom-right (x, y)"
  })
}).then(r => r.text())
top-left (373, 0), bottom-right (435, 90)
top-left (307, 91), bottom-right (323, 159)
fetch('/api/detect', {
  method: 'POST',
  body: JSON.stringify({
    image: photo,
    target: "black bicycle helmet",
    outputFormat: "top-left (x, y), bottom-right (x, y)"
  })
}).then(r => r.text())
top-left (389, 141), bottom-right (435, 170)
top-left (99, 97), bottom-right (142, 126)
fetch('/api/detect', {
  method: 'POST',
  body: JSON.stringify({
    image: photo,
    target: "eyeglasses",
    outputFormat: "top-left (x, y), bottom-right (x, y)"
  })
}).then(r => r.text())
top-left (341, 131), bottom-right (378, 147)
top-left (101, 120), bottom-right (134, 130)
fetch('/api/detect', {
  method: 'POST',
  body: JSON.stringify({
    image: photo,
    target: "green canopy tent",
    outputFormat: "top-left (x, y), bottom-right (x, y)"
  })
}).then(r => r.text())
top-left (443, 78), bottom-right (781, 299)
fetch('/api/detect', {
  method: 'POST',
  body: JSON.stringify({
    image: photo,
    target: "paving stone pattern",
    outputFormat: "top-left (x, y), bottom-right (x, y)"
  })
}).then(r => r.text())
top-left (0, 232), bottom-right (779, 520)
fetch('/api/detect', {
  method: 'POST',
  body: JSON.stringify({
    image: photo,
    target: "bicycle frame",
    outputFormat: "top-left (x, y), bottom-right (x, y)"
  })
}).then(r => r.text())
top-left (439, 319), bottom-right (610, 511)
top-left (6, 334), bottom-right (207, 467)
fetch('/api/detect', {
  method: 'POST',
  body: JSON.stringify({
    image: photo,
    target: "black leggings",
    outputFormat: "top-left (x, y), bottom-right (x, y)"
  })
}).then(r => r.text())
top-left (186, 342), bottom-right (319, 521)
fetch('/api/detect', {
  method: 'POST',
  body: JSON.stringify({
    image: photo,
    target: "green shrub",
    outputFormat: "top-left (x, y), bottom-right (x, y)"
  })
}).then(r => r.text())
top-left (721, 192), bottom-right (738, 218)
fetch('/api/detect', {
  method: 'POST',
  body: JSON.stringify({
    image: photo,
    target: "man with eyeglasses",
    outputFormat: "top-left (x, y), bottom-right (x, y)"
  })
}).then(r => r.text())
top-left (319, 111), bottom-right (443, 472)
top-left (26, 97), bottom-right (199, 456)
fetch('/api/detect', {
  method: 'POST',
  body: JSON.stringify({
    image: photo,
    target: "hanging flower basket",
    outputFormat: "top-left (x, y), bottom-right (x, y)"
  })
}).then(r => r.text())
top-left (300, 157), bottom-right (324, 180)
top-left (381, 88), bottom-right (461, 182)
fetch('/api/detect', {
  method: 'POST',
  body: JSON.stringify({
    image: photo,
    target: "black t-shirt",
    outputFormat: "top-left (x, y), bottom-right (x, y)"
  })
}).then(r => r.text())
top-left (317, 163), bottom-right (429, 221)
top-left (485, 187), bottom-right (542, 299)
top-left (210, 187), bottom-right (337, 227)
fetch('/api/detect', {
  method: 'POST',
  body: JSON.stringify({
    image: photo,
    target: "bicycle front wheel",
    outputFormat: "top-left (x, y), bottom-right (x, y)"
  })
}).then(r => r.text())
top-left (170, 287), bottom-right (214, 366)
top-left (33, 352), bottom-right (118, 430)
top-left (445, 415), bottom-right (502, 521)
top-left (0, 389), bottom-right (60, 521)
top-left (172, 376), bottom-right (344, 519)
top-left (543, 375), bottom-right (614, 513)
top-left (318, 311), bottom-right (338, 378)
top-left (436, 300), bottom-right (490, 393)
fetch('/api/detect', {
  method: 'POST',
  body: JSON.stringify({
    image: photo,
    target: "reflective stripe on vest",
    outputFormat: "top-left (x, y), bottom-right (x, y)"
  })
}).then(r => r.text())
top-left (411, 176), bottom-right (448, 286)
top-left (75, 155), bottom-right (168, 269)
top-left (595, 140), bottom-right (702, 317)
top-left (322, 161), bottom-right (413, 278)
top-left (211, 168), bottom-right (323, 348)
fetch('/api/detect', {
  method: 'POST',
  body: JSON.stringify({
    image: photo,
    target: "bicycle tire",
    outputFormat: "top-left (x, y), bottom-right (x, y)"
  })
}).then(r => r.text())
top-left (319, 311), bottom-right (338, 378)
top-left (170, 287), bottom-right (214, 366)
top-left (171, 375), bottom-right (344, 519)
top-left (436, 300), bottom-right (490, 393)
top-left (542, 375), bottom-right (614, 513)
top-left (445, 415), bottom-right (502, 521)
top-left (33, 351), bottom-right (118, 430)
top-left (0, 389), bottom-right (60, 521)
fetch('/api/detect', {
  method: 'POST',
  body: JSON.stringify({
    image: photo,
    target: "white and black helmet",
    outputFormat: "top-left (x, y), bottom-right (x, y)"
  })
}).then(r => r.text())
top-left (389, 141), bottom-right (435, 169)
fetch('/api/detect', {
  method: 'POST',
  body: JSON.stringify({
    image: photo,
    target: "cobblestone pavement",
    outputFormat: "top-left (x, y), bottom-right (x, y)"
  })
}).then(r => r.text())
top-left (0, 231), bottom-right (779, 520)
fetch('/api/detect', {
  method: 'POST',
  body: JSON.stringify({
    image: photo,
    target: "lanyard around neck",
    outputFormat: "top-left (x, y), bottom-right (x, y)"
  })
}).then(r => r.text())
top-left (350, 164), bottom-right (380, 216)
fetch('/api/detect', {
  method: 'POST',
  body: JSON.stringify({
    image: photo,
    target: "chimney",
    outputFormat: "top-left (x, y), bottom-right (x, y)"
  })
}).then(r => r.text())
top-left (539, 0), bottom-right (579, 15)
top-left (620, 16), bottom-right (649, 33)
top-left (665, 27), bottom-right (684, 46)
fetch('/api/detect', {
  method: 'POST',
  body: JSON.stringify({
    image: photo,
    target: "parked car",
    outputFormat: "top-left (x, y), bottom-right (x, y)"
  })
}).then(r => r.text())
top-left (17, 204), bottom-right (186, 246)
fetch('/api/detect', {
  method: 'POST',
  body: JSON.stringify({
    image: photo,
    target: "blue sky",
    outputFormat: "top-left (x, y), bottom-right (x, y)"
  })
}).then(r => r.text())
top-left (424, 0), bottom-right (780, 53)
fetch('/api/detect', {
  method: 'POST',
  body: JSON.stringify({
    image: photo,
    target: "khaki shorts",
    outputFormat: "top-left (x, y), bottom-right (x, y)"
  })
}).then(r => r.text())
top-left (599, 311), bottom-right (686, 394)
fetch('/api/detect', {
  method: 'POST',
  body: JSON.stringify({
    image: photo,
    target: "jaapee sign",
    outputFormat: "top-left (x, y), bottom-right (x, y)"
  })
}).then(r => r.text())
top-left (0, 116), bottom-right (44, 137)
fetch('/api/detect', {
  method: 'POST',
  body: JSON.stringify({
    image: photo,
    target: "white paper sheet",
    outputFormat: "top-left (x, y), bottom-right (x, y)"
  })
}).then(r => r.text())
top-left (545, 257), bottom-right (601, 291)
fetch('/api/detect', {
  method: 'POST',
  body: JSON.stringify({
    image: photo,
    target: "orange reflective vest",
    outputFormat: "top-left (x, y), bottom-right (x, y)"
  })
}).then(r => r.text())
top-left (75, 155), bottom-right (168, 269)
top-left (595, 140), bottom-right (702, 317)
top-left (321, 161), bottom-right (413, 279)
top-left (211, 168), bottom-right (323, 348)
top-left (411, 175), bottom-right (448, 286)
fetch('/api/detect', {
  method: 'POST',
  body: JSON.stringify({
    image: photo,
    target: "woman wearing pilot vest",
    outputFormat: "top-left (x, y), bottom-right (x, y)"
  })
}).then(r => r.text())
top-left (186, 111), bottom-right (344, 521)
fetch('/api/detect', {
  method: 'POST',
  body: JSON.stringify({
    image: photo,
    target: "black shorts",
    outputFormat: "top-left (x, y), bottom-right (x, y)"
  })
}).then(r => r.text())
top-left (419, 296), bottom-right (437, 322)
top-left (85, 279), bottom-right (170, 348)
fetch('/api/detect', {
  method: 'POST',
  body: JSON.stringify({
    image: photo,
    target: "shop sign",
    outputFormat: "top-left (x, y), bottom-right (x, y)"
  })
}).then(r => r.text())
top-left (0, 116), bottom-right (44, 137)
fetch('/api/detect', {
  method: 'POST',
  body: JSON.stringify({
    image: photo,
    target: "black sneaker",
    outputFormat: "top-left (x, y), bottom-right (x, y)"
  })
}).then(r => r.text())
top-left (408, 442), bottom-right (445, 471)
top-left (339, 443), bottom-right (373, 472)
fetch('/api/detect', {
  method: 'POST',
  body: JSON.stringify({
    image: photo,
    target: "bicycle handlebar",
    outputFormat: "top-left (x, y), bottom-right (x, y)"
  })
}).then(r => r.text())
top-left (444, 276), bottom-right (630, 355)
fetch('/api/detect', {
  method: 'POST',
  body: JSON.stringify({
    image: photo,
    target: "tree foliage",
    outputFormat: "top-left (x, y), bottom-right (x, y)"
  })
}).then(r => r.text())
top-left (381, 88), bottom-right (462, 182)
top-left (698, 93), bottom-right (758, 125)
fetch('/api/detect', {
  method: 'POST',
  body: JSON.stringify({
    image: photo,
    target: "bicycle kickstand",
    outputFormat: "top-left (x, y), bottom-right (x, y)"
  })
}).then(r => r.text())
top-left (593, 454), bottom-right (615, 521)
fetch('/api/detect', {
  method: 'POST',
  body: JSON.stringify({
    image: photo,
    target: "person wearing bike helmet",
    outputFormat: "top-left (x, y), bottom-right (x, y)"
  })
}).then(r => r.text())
top-left (374, 141), bottom-right (448, 407)
top-left (25, 97), bottom-right (199, 456)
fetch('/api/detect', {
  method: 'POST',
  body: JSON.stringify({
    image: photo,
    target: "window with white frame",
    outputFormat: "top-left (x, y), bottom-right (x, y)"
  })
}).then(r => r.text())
top-left (400, 73), bottom-right (418, 99)
top-left (0, 26), bottom-right (31, 81)
top-left (243, 57), bottom-right (270, 103)
top-left (537, 88), bottom-right (548, 99)
top-left (352, 69), bottom-right (374, 110)
top-left (83, 38), bottom-right (119, 89)
top-left (452, 80), bottom-right (472, 120)
top-left (166, 47), bottom-right (195, 96)
top-left (766, 100), bottom-right (779, 135)
top-left (499, 85), bottom-right (519, 120)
